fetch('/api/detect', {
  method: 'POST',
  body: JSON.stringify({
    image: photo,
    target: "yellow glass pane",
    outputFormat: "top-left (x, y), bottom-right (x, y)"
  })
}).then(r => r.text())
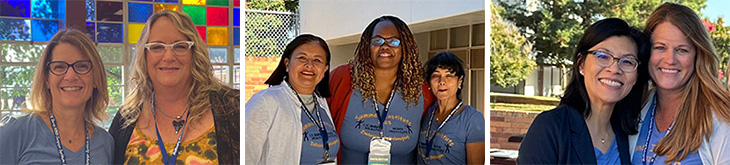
top-left (154, 4), bottom-right (179, 13)
top-left (207, 27), bottom-right (228, 45)
top-left (182, 0), bottom-right (206, 5)
top-left (128, 23), bottom-right (146, 44)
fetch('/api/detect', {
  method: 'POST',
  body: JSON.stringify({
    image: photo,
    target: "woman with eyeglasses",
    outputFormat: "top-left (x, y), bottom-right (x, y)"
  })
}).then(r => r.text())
top-left (245, 34), bottom-right (338, 164)
top-left (0, 29), bottom-right (114, 164)
top-left (108, 10), bottom-right (239, 164)
top-left (518, 18), bottom-right (650, 164)
top-left (327, 15), bottom-right (435, 164)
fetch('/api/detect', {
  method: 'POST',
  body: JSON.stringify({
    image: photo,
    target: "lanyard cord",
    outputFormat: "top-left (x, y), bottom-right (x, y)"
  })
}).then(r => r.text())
top-left (49, 112), bottom-right (90, 165)
top-left (151, 92), bottom-right (190, 165)
top-left (642, 94), bottom-right (675, 165)
top-left (371, 81), bottom-right (398, 137)
top-left (287, 82), bottom-right (332, 161)
top-left (423, 101), bottom-right (462, 163)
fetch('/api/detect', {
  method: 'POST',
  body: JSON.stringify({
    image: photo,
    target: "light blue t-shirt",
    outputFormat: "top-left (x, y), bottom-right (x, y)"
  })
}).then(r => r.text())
top-left (0, 113), bottom-right (114, 164)
top-left (339, 89), bottom-right (424, 164)
top-left (300, 104), bottom-right (340, 164)
top-left (594, 136), bottom-right (620, 164)
top-left (631, 103), bottom-right (702, 165)
top-left (416, 103), bottom-right (485, 164)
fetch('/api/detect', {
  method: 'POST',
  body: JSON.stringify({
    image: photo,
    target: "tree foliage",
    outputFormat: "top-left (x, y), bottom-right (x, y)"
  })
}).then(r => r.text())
top-left (244, 0), bottom-right (299, 57)
top-left (490, 3), bottom-right (536, 87)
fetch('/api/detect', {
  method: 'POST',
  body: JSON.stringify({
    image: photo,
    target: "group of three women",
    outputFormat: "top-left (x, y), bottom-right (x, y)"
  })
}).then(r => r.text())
top-left (0, 10), bottom-right (239, 164)
top-left (519, 3), bottom-right (730, 164)
top-left (245, 16), bottom-right (486, 164)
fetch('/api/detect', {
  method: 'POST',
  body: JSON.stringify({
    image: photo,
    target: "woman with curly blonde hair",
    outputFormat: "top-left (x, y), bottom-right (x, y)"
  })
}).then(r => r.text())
top-left (108, 10), bottom-right (239, 164)
top-left (327, 15), bottom-right (435, 164)
top-left (628, 3), bottom-right (730, 164)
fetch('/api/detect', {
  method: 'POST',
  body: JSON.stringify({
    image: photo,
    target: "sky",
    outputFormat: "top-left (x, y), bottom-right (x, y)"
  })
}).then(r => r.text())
top-left (703, 0), bottom-right (729, 26)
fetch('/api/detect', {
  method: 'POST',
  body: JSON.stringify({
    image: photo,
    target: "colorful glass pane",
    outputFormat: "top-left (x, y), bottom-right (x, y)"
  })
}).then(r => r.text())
top-left (128, 23), bottom-right (145, 44)
top-left (31, 20), bottom-right (58, 41)
top-left (182, 0), bottom-right (205, 5)
top-left (155, 0), bottom-right (178, 3)
top-left (96, 1), bottom-right (122, 22)
top-left (182, 6), bottom-right (205, 25)
top-left (129, 3), bottom-right (153, 23)
top-left (31, 0), bottom-right (63, 19)
top-left (209, 48), bottom-right (226, 63)
top-left (98, 23), bottom-right (122, 43)
top-left (233, 28), bottom-right (240, 45)
top-left (135, 0), bottom-right (153, 2)
top-left (206, 27), bottom-right (227, 45)
top-left (196, 26), bottom-right (206, 42)
top-left (0, 0), bottom-right (31, 17)
top-left (206, 7), bottom-right (228, 26)
top-left (233, 8), bottom-right (240, 26)
top-left (154, 4), bottom-right (178, 13)
top-left (207, 0), bottom-right (227, 6)
top-left (233, 0), bottom-right (240, 7)
top-left (86, 0), bottom-right (95, 21)
top-left (0, 18), bottom-right (31, 41)
top-left (86, 22), bottom-right (96, 42)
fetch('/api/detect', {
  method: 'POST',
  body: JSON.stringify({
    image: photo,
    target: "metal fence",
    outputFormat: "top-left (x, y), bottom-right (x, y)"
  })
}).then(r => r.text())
top-left (245, 9), bottom-right (299, 57)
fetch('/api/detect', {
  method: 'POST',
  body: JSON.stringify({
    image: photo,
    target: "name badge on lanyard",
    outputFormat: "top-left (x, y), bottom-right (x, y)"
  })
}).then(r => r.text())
top-left (368, 81), bottom-right (397, 165)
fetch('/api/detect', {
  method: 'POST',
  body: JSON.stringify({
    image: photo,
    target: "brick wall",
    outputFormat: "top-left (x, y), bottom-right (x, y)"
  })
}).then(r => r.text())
top-left (490, 109), bottom-right (540, 150)
top-left (244, 56), bottom-right (281, 103)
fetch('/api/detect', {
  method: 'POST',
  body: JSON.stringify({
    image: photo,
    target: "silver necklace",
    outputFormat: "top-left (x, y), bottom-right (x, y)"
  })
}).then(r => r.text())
top-left (152, 92), bottom-right (190, 134)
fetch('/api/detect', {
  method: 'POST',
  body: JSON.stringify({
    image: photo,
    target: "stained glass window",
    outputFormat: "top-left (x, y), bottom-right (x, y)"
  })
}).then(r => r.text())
top-left (86, 0), bottom-right (95, 20)
top-left (233, 8), bottom-right (239, 26)
top-left (0, 18), bottom-right (31, 41)
top-left (155, 0), bottom-right (178, 3)
top-left (196, 26), bottom-right (206, 42)
top-left (234, 28), bottom-right (240, 45)
top-left (206, 7), bottom-right (227, 26)
top-left (233, 0), bottom-right (240, 7)
top-left (96, 1), bottom-right (123, 22)
top-left (207, 0), bottom-right (226, 6)
top-left (98, 23), bottom-right (122, 43)
top-left (85, 22), bottom-right (96, 42)
top-left (182, 5), bottom-right (205, 25)
top-left (1, 0), bottom-right (31, 18)
top-left (31, 20), bottom-right (59, 42)
top-left (128, 23), bottom-right (145, 44)
top-left (154, 3), bottom-right (178, 13)
top-left (129, 3), bottom-right (153, 23)
top-left (182, 0), bottom-right (205, 5)
top-left (31, 0), bottom-right (63, 19)
top-left (207, 26), bottom-right (227, 45)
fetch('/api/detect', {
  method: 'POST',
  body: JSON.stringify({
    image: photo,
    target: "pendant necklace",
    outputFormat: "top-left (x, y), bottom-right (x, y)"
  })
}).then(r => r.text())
top-left (152, 92), bottom-right (190, 134)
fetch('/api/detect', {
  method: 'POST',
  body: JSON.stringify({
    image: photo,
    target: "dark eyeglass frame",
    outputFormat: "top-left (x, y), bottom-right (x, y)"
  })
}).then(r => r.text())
top-left (144, 41), bottom-right (195, 56)
top-left (46, 60), bottom-right (93, 75)
top-left (582, 50), bottom-right (640, 72)
top-left (371, 37), bottom-right (401, 47)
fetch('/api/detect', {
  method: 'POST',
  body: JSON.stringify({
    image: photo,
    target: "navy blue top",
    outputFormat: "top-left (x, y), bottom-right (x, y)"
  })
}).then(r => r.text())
top-left (517, 105), bottom-right (631, 164)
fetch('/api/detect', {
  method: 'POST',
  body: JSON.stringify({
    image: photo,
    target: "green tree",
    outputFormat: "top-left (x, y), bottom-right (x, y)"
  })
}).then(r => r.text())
top-left (490, 3), bottom-right (536, 87)
top-left (706, 17), bottom-right (730, 84)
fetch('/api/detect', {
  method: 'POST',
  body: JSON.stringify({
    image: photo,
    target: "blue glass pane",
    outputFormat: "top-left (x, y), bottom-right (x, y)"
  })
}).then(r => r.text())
top-left (1, 0), bottom-right (31, 17)
top-left (129, 3), bottom-right (152, 23)
top-left (234, 28), bottom-right (240, 45)
top-left (234, 8), bottom-right (240, 26)
top-left (31, 20), bottom-right (58, 41)
top-left (97, 1), bottom-right (122, 22)
top-left (0, 18), bottom-right (31, 41)
top-left (98, 23), bottom-right (122, 43)
top-left (135, 0), bottom-right (153, 1)
top-left (86, 22), bottom-right (96, 42)
top-left (86, 0), bottom-right (94, 21)
top-left (31, 0), bottom-right (62, 19)
top-left (155, 0), bottom-right (178, 3)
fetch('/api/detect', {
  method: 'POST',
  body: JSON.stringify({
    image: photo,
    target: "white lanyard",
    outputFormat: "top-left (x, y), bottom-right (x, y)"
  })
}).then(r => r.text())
top-left (49, 112), bottom-right (90, 165)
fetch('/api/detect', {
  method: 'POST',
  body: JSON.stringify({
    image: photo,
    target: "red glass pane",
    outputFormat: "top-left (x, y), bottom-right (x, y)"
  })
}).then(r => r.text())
top-left (233, 0), bottom-right (240, 7)
top-left (206, 7), bottom-right (228, 26)
top-left (196, 26), bottom-right (206, 42)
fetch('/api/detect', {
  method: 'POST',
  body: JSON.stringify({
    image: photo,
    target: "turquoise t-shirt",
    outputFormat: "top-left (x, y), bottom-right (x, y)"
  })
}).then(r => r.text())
top-left (594, 136), bottom-right (619, 164)
top-left (0, 113), bottom-right (114, 164)
top-left (416, 103), bottom-right (485, 164)
top-left (631, 101), bottom-right (702, 165)
top-left (299, 104), bottom-right (340, 164)
top-left (339, 89), bottom-right (424, 164)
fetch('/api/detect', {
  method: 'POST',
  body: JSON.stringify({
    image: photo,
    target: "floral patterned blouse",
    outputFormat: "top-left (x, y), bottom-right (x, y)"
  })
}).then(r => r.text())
top-left (124, 125), bottom-right (218, 165)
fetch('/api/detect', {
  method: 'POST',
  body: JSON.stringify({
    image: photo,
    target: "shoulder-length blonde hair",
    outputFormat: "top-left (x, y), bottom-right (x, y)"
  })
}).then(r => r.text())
top-left (349, 15), bottom-right (423, 107)
top-left (29, 29), bottom-right (110, 125)
top-left (119, 10), bottom-right (229, 128)
top-left (644, 3), bottom-right (730, 163)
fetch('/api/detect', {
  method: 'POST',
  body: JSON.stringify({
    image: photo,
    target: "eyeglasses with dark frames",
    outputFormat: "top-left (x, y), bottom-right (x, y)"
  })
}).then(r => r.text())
top-left (47, 60), bottom-right (93, 75)
top-left (582, 50), bottom-right (640, 72)
top-left (371, 37), bottom-right (401, 47)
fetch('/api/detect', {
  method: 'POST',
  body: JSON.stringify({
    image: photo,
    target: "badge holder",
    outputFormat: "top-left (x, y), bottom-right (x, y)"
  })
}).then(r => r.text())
top-left (368, 136), bottom-right (392, 165)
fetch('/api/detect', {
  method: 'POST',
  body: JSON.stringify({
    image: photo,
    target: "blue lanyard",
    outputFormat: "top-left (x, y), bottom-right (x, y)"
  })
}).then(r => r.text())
top-left (287, 82), bottom-right (333, 161)
top-left (371, 82), bottom-right (397, 137)
top-left (423, 101), bottom-right (462, 164)
top-left (642, 94), bottom-right (675, 165)
top-left (49, 112), bottom-right (90, 165)
top-left (151, 93), bottom-right (190, 165)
